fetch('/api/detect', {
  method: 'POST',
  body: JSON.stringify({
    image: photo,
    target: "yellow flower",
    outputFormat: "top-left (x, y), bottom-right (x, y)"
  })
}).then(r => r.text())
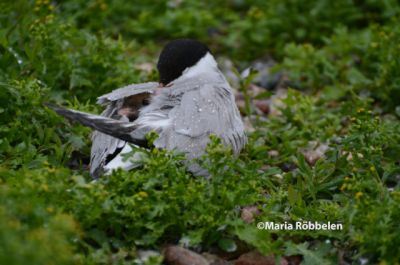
top-left (46, 14), bottom-right (54, 22)
top-left (137, 191), bottom-right (148, 198)
top-left (41, 184), bottom-right (49, 192)
top-left (100, 3), bottom-right (108, 10)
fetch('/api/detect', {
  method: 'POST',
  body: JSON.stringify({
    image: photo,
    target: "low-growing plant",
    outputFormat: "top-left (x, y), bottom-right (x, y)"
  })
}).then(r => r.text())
top-left (1, 0), bottom-right (400, 264)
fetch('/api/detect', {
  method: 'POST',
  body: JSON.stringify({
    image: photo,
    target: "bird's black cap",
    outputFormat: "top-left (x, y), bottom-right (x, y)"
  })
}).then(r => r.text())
top-left (157, 39), bottom-right (210, 85)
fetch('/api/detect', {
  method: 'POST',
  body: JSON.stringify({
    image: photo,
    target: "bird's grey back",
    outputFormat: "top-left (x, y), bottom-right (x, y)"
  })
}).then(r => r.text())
top-left (138, 71), bottom-right (246, 175)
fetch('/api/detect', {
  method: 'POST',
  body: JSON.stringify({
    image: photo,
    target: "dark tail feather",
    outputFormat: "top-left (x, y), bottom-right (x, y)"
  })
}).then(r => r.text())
top-left (45, 103), bottom-right (147, 146)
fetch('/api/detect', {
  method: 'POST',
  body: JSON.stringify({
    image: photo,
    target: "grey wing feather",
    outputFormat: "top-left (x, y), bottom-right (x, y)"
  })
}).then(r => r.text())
top-left (97, 82), bottom-right (158, 105)
top-left (47, 104), bottom-right (140, 142)
top-left (91, 82), bottom-right (158, 177)
top-left (154, 80), bottom-right (246, 175)
top-left (47, 103), bottom-right (146, 177)
top-left (175, 83), bottom-right (246, 154)
top-left (90, 103), bottom-right (126, 177)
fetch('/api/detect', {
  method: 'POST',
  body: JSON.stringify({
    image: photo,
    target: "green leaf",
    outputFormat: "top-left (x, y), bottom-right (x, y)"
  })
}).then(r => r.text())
top-left (285, 242), bottom-right (333, 265)
top-left (218, 238), bottom-right (237, 252)
top-left (254, 90), bottom-right (273, 99)
top-left (287, 185), bottom-right (301, 206)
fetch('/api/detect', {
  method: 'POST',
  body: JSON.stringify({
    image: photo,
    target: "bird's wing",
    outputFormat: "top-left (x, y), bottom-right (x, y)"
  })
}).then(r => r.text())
top-left (154, 81), bottom-right (246, 174)
top-left (90, 103), bottom-right (126, 177)
top-left (96, 82), bottom-right (158, 105)
top-left (47, 104), bottom-right (146, 144)
top-left (48, 102), bottom-right (157, 177)
top-left (91, 82), bottom-right (158, 177)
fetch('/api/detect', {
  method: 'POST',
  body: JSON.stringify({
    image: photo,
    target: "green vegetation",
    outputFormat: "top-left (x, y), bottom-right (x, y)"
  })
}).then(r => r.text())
top-left (1, 0), bottom-right (400, 264)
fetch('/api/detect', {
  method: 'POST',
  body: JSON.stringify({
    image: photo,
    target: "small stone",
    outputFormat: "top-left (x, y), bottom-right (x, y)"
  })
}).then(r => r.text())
top-left (303, 150), bottom-right (322, 166)
top-left (302, 143), bottom-right (329, 166)
top-left (284, 255), bottom-right (302, 265)
top-left (280, 162), bottom-right (297, 172)
top-left (235, 251), bottom-right (288, 265)
top-left (243, 117), bottom-right (255, 132)
top-left (135, 62), bottom-right (154, 73)
top-left (248, 84), bottom-right (264, 96)
top-left (240, 59), bottom-right (281, 90)
top-left (163, 246), bottom-right (209, 265)
top-left (267, 150), bottom-right (279, 157)
top-left (255, 100), bottom-right (270, 114)
top-left (136, 250), bottom-right (161, 263)
top-left (235, 94), bottom-right (246, 114)
top-left (240, 206), bottom-right (260, 224)
top-left (268, 88), bottom-right (288, 117)
top-left (202, 253), bottom-right (230, 265)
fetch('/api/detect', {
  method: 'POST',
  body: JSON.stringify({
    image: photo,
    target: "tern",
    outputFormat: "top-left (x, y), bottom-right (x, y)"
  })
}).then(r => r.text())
top-left (48, 39), bottom-right (246, 177)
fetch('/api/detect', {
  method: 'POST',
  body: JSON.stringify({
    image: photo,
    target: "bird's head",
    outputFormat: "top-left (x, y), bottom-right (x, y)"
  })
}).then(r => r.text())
top-left (157, 39), bottom-right (212, 87)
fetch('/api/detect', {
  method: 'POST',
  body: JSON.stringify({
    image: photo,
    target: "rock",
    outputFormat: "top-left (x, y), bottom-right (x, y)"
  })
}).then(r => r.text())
top-left (218, 57), bottom-right (283, 91)
top-left (284, 255), bottom-right (302, 265)
top-left (255, 100), bottom-right (270, 114)
top-left (302, 150), bottom-right (322, 166)
top-left (163, 246), bottom-right (209, 265)
top-left (302, 142), bottom-right (329, 166)
top-left (268, 88), bottom-right (288, 117)
top-left (267, 150), bottom-right (279, 158)
top-left (240, 206), bottom-right (261, 223)
top-left (235, 251), bottom-right (288, 265)
top-left (136, 250), bottom-right (161, 263)
top-left (135, 62), bottom-right (154, 73)
top-left (242, 117), bottom-right (255, 132)
top-left (241, 59), bottom-right (282, 90)
top-left (280, 162), bottom-right (297, 172)
top-left (235, 94), bottom-right (246, 114)
top-left (248, 84), bottom-right (265, 96)
top-left (202, 253), bottom-right (230, 265)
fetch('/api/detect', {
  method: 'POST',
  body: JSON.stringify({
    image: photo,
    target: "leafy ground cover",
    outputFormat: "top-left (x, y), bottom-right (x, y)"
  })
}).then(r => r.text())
top-left (1, 1), bottom-right (400, 264)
